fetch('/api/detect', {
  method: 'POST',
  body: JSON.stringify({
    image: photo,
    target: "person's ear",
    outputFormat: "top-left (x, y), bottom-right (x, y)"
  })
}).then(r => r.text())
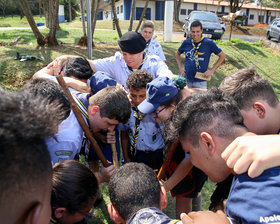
top-left (253, 102), bottom-right (266, 119)
top-left (159, 184), bottom-right (168, 210)
top-left (90, 105), bottom-right (100, 116)
top-left (23, 202), bottom-right (43, 224)
top-left (54, 207), bottom-right (67, 219)
top-left (200, 132), bottom-right (215, 156)
top-left (107, 203), bottom-right (125, 224)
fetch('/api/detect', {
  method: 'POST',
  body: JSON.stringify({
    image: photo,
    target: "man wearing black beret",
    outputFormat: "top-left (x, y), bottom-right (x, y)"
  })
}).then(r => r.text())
top-left (47, 31), bottom-right (174, 91)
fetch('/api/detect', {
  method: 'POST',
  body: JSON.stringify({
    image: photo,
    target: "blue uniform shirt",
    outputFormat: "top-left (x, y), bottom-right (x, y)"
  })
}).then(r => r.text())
top-left (118, 111), bottom-right (164, 151)
top-left (178, 38), bottom-right (222, 82)
top-left (225, 167), bottom-right (280, 224)
top-left (145, 38), bottom-right (166, 61)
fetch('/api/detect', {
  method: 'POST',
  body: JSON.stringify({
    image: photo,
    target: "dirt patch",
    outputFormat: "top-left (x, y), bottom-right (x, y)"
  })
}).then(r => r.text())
top-left (224, 25), bottom-right (266, 36)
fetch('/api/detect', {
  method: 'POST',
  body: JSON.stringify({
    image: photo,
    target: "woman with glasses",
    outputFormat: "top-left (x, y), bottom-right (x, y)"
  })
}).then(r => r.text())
top-left (50, 160), bottom-right (98, 224)
top-left (138, 76), bottom-right (207, 219)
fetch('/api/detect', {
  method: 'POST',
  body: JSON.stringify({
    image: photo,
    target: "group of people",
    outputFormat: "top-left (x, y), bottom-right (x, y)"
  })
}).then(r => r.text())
top-left (1, 19), bottom-right (280, 224)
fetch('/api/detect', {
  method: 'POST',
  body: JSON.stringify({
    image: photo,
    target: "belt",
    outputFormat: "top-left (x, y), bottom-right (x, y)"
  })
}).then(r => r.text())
top-left (137, 148), bottom-right (163, 154)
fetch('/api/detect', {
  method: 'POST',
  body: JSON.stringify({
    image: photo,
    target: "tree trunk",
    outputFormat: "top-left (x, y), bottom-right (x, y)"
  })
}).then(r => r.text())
top-left (91, 0), bottom-right (100, 37)
top-left (48, 0), bottom-right (59, 45)
top-left (68, 0), bottom-right (72, 22)
top-left (174, 0), bottom-right (181, 23)
top-left (135, 0), bottom-right (150, 32)
top-left (80, 0), bottom-right (87, 36)
top-left (18, 0), bottom-right (45, 46)
top-left (40, 0), bottom-right (49, 27)
top-left (128, 0), bottom-right (136, 31)
top-left (111, 0), bottom-right (122, 38)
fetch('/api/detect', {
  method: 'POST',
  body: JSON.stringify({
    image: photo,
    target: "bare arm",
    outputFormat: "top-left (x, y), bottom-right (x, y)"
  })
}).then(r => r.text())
top-left (181, 210), bottom-right (230, 224)
top-left (94, 164), bottom-right (115, 183)
top-left (120, 131), bottom-right (130, 163)
top-left (222, 134), bottom-right (280, 178)
top-left (203, 51), bottom-right (226, 79)
top-left (176, 50), bottom-right (185, 76)
top-left (46, 55), bottom-right (97, 75)
top-left (163, 157), bottom-right (193, 192)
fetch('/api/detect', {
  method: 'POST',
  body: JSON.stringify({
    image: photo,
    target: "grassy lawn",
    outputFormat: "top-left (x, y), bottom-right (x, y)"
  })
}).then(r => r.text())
top-left (0, 22), bottom-right (280, 223)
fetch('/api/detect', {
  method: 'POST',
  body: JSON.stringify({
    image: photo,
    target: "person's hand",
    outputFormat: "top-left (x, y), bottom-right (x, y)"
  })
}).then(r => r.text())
top-left (202, 70), bottom-right (213, 80)
top-left (98, 163), bottom-right (115, 183)
top-left (179, 67), bottom-right (185, 76)
top-left (47, 55), bottom-right (73, 75)
top-left (160, 180), bottom-right (171, 192)
top-left (106, 131), bottom-right (116, 144)
top-left (222, 135), bottom-right (280, 178)
top-left (180, 210), bottom-right (230, 224)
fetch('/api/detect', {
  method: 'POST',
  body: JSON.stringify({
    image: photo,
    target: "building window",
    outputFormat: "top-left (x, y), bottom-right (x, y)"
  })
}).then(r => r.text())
top-left (117, 6), bottom-right (119, 14)
top-left (181, 9), bottom-right (187, 15)
top-left (121, 5), bottom-right (123, 13)
top-left (258, 15), bottom-right (264, 23)
top-left (249, 14), bottom-right (254, 20)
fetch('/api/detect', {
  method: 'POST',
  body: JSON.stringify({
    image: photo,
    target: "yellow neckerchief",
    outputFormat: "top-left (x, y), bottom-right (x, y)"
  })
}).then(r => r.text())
top-left (191, 36), bottom-right (204, 69)
top-left (127, 53), bottom-right (147, 73)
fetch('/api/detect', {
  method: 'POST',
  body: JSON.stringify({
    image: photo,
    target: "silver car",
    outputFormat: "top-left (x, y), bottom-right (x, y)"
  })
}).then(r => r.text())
top-left (267, 18), bottom-right (280, 42)
top-left (182, 11), bottom-right (224, 40)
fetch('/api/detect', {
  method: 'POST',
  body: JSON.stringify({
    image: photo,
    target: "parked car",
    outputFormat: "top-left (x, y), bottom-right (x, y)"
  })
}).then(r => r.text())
top-left (219, 18), bottom-right (226, 32)
top-left (182, 11), bottom-right (224, 40)
top-left (267, 18), bottom-right (280, 42)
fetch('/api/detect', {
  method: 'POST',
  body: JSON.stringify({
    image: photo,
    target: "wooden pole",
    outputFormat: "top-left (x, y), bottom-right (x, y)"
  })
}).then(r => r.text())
top-left (56, 75), bottom-right (109, 167)
top-left (111, 144), bottom-right (119, 169)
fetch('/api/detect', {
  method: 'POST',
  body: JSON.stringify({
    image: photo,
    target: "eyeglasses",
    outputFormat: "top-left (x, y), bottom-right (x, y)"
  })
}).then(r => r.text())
top-left (78, 206), bottom-right (95, 220)
top-left (153, 106), bottom-right (168, 117)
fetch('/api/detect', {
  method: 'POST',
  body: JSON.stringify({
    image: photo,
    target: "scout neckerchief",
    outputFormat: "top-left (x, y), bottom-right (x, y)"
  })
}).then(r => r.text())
top-left (192, 36), bottom-right (204, 70)
top-left (130, 107), bottom-right (146, 156)
top-left (127, 52), bottom-right (147, 73)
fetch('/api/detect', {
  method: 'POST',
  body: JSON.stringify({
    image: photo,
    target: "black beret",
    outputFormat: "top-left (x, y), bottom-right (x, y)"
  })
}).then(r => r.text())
top-left (118, 31), bottom-right (146, 54)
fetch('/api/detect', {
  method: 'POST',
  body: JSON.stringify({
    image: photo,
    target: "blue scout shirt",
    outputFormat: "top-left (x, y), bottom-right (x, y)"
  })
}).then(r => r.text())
top-left (225, 167), bottom-right (280, 224)
top-left (145, 38), bottom-right (166, 61)
top-left (93, 52), bottom-right (173, 91)
top-left (118, 111), bottom-right (164, 151)
top-left (128, 207), bottom-right (182, 224)
top-left (178, 38), bottom-right (222, 82)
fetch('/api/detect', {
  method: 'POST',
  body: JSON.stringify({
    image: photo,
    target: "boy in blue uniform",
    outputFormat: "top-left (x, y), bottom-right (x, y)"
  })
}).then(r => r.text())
top-left (0, 90), bottom-right (63, 224)
top-left (176, 21), bottom-right (225, 89)
top-left (166, 88), bottom-right (280, 224)
top-left (108, 163), bottom-right (182, 224)
top-left (119, 70), bottom-right (165, 170)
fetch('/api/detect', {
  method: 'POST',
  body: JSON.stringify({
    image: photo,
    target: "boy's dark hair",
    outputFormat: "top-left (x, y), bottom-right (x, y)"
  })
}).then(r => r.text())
top-left (22, 78), bottom-right (71, 121)
top-left (51, 160), bottom-right (98, 213)
top-left (0, 91), bottom-right (61, 222)
top-left (108, 163), bottom-right (161, 221)
top-left (126, 70), bottom-right (153, 90)
top-left (219, 67), bottom-right (278, 111)
top-left (89, 86), bottom-right (131, 124)
top-left (191, 20), bottom-right (203, 30)
top-left (63, 57), bottom-right (93, 80)
top-left (165, 88), bottom-right (245, 145)
top-left (141, 20), bottom-right (155, 31)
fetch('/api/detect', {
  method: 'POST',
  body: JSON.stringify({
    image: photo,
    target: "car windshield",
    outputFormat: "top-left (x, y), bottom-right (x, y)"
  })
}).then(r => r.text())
top-left (192, 13), bottom-right (218, 22)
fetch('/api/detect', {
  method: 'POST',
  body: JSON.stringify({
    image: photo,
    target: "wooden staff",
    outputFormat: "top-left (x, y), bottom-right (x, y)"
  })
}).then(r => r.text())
top-left (157, 140), bottom-right (179, 180)
top-left (111, 144), bottom-right (119, 169)
top-left (56, 75), bottom-right (109, 167)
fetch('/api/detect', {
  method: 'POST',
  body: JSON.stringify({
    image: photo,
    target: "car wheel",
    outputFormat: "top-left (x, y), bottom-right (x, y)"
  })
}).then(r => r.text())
top-left (184, 32), bottom-right (186, 38)
top-left (278, 36), bottom-right (280, 43)
top-left (267, 32), bottom-right (271, 40)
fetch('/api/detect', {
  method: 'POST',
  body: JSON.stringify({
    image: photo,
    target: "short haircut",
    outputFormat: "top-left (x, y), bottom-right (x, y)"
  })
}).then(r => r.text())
top-left (0, 91), bottom-right (61, 221)
top-left (126, 70), bottom-right (153, 90)
top-left (108, 163), bottom-right (161, 221)
top-left (89, 86), bottom-right (131, 124)
top-left (141, 20), bottom-right (155, 31)
top-left (63, 57), bottom-right (93, 80)
top-left (219, 67), bottom-right (278, 111)
top-left (22, 78), bottom-right (71, 121)
top-left (191, 20), bottom-right (203, 30)
top-left (165, 88), bottom-right (245, 146)
top-left (51, 160), bottom-right (98, 213)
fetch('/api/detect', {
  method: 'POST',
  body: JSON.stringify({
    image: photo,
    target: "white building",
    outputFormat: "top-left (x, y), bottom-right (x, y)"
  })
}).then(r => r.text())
top-left (99, 0), bottom-right (280, 25)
